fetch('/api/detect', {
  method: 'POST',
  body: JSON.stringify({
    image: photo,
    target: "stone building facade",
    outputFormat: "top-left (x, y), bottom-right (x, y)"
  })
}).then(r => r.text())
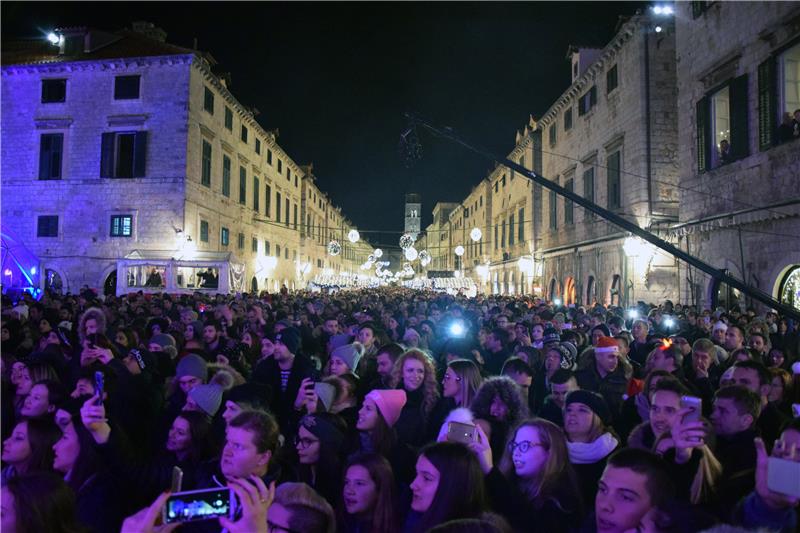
top-left (1, 24), bottom-right (365, 294)
top-left (534, 11), bottom-right (680, 306)
top-left (672, 2), bottom-right (800, 312)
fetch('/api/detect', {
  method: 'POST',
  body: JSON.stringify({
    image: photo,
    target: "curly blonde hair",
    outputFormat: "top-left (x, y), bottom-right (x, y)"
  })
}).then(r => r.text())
top-left (390, 348), bottom-right (440, 416)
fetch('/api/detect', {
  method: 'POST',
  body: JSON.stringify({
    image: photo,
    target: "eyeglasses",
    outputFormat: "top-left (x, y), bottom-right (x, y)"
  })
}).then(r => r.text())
top-left (294, 435), bottom-right (319, 449)
top-left (507, 440), bottom-right (545, 453)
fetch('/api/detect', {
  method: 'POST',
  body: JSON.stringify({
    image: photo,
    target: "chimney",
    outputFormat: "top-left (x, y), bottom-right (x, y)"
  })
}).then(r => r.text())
top-left (567, 45), bottom-right (603, 83)
top-left (131, 21), bottom-right (167, 42)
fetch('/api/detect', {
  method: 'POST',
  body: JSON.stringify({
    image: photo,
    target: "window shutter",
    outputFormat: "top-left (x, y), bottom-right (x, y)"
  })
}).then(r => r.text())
top-left (757, 58), bottom-right (777, 151)
top-left (39, 136), bottom-right (51, 180)
top-left (729, 74), bottom-right (749, 160)
top-left (695, 97), bottom-right (710, 172)
top-left (133, 131), bottom-right (148, 177)
top-left (101, 133), bottom-right (115, 178)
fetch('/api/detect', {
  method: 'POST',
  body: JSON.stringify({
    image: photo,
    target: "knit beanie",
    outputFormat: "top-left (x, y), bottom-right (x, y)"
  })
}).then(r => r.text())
top-left (331, 343), bottom-right (364, 375)
top-left (188, 383), bottom-right (224, 417)
top-left (328, 334), bottom-right (352, 351)
top-left (592, 324), bottom-right (611, 337)
top-left (176, 354), bottom-right (208, 381)
top-left (299, 413), bottom-right (345, 450)
top-left (559, 342), bottom-right (578, 369)
top-left (225, 382), bottom-right (270, 410)
top-left (542, 327), bottom-right (561, 345)
top-left (595, 336), bottom-right (620, 356)
top-left (150, 333), bottom-right (176, 349)
top-left (566, 389), bottom-right (611, 425)
top-left (314, 382), bottom-right (337, 412)
top-left (365, 389), bottom-right (407, 428)
top-left (713, 321), bottom-right (728, 333)
top-left (275, 327), bottom-right (301, 354)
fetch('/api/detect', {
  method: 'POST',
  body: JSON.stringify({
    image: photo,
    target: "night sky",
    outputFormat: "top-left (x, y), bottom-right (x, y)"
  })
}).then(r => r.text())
top-left (2, 2), bottom-right (646, 248)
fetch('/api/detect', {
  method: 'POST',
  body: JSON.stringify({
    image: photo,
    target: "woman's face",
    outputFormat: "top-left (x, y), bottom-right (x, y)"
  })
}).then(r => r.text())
top-left (564, 402), bottom-right (595, 441)
top-left (511, 426), bottom-right (548, 479)
top-left (388, 317), bottom-right (398, 330)
top-left (185, 324), bottom-right (196, 340)
top-left (10, 362), bottom-right (25, 387)
top-left (356, 398), bottom-right (379, 431)
top-left (489, 395), bottom-right (509, 421)
top-left (222, 401), bottom-right (244, 425)
top-left (260, 338), bottom-right (275, 358)
top-left (52, 422), bottom-right (80, 473)
top-left (295, 425), bottom-right (320, 465)
top-left (402, 358), bottom-right (425, 392)
top-left (71, 378), bottom-right (95, 399)
top-left (15, 368), bottom-right (33, 396)
top-left (769, 377), bottom-right (785, 403)
top-left (329, 356), bottom-right (349, 377)
top-left (343, 464), bottom-right (377, 516)
top-left (39, 319), bottom-right (52, 334)
top-left (166, 416), bottom-right (192, 454)
top-left (358, 328), bottom-right (375, 347)
top-left (769, 350), bottom-right (785, 368)
top-left (22, 384), bottom-right (53, 418)
top-left (442, 367), bottom-right (461, 399)
top-left (531, 325), bottom-right (544, 340)
top-left (115, 331), bottom-right (129, 347)
top-left (1, 422), bottom-right (32, 466)
top-left (410, 454), bottom-right (440, 513)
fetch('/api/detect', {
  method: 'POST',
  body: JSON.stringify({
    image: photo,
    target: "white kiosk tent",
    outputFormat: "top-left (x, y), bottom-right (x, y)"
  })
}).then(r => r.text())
top-left (116, 250), bottom-right (245, 295)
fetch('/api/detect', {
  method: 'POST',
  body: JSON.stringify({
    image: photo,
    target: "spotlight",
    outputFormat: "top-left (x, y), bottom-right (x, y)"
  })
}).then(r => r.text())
top-left (449, 322), bottom-right (465, 337)
top-left (653, 6), bottom-right (663, 14)
top-left (627, 309), bottom-right (639, 319)
top-left (655, 25), bottom-right (663, 33)
top-left (47, 32), bottom-right (60, 45)
top-left (553, 298), bottom-right (562, 306)
top-left (664, 317), bottom-right (675, 328)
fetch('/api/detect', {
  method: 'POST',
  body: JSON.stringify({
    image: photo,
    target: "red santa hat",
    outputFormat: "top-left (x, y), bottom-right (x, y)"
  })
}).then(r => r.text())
top-left (595, 336), bottom-right (620, 355)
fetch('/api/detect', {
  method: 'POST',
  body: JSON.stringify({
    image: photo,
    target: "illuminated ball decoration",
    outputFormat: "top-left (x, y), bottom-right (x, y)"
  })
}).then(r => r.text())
top-left (454, 245), bottom-right (465, 257)
top-left (419, 250), bottom-right (431, 266)
top-left (470, 228), bottom-right (482, 242)
top-left (404, 247), bottom-right (418, 261)
top-left (327, 240), bottom-right (342, 256)
top-left (399, 233), bottom-right (416, 250)
top-left (367, 254), bottom-right (375, 264)
top-left (374, 248), bottom-right (383, 258)
top-left (347, 229), bottom-right (360, 243)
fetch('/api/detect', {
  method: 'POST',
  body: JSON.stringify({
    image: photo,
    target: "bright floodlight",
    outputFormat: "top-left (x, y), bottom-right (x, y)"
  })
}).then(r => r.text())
top-left (449, 322), bottom-right (465, 337)
top-left (664, 317), bottom-right (675, 328)
top-left (30, 266), bottom-right (37, 275)
top-left (653, 6), bottom-right (663, 14)
top-left (627, 309), bottom-right (639, 319)
top-left (553, 298), bottom-right (562, 306)
top-left (470, 228), bottom-right (482, 242)
top-left (662, 5), bottom-right (673, 15)
top-left (47, 32), bottom-right (60, 44)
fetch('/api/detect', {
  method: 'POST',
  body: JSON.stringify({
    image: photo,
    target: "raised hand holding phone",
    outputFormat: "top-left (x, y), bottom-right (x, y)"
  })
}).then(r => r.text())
top-left (80, 394), bottom-right (111, 445)
top-left (758, 437), bottom-right (800, 508)
top-left (467, 423), bottom-right (493, 475)
top-left (219, 476), bottom-right (273, 533)
top-left (293, 378), bottom-right (315, 410)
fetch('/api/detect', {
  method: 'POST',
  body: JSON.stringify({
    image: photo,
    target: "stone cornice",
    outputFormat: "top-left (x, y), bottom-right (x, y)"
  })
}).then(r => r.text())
top-left (1, 54), bottom-right (194, 75)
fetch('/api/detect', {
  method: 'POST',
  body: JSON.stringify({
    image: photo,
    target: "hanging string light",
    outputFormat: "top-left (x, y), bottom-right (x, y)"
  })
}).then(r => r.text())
top-left (327, 240), bottom-right (342, 256)
top-left (399, 233), bottom-right (416, 250)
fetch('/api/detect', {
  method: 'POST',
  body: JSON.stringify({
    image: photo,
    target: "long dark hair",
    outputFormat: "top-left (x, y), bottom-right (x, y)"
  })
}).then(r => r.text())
top-left (171, 411), bottom-right (216, 463)
top-left (337, 453), bottom-right (399, 533)
top-left (415, 442), bottom-right (488, 532)
top-left (4, 471), bottom-right (88, 533)
top-left (63, 410), bottom-right (104, 493)
top-left (364, 407), bottom-right (396, 458)
top-left (19, 417), bottom-right (62, 474)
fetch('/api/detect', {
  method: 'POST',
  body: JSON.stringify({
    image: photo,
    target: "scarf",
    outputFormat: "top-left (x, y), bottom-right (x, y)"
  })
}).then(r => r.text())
top-left (567, 433), bottom-right (619, 464)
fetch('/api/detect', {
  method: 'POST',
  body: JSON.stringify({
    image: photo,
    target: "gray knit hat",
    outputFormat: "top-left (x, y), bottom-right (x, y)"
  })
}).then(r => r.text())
top-left (330, 342), bottom-right (364, 375)
top-left (188, 383), bottom-right (223, 417)
top-left (176, 354), bottom-right (208, 381)
top-left (314, 382), bottom-right (337, 412)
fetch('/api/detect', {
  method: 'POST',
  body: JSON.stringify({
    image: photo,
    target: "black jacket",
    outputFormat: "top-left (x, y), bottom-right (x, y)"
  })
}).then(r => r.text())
top-left (575, 364), bottom-right (628, 424)
top-left (251, 354), bottom-right (319, 434)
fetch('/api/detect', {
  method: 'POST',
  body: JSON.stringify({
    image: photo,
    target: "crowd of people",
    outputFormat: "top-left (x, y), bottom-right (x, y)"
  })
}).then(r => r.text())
top-left (1, 286), bottom-right (799, 533)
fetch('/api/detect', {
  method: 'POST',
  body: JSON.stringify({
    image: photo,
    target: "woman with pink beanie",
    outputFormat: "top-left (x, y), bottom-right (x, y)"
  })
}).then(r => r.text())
top-left (354, 389), bottom-right (416, 484)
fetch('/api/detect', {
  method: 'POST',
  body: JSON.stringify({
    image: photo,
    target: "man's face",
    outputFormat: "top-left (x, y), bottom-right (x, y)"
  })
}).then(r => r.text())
top-left (711, 397), bottom-right (752, 436)
top-left (693, 349), bottom-right (712, 372)
top-left (731, 367), bottom-right (768, 398)
top-left (486, 333), bottom-right (500, 352)
top-left (496, 316), bottom-right (508, 328)
top-left (649, 390), bottom-right (681, 438)
top-left (596, 351), bottom-right (619, 375)
top-left (632, 322), bottom-right (647, 340)
top-left (376, 353), bottom-right (394, 379)
top-left (724, 328), bottom-right (743, 350)
top-left (712, 328), bottom-right (726, 344)
top-left (203, 325), bottom-right (218, 344)
top-left (323, 319), bottom-right (340, 336)
top-left (551, 380), bottom-right (576, 408)
top-left (221, 427), bottom-right (271, 479)
top-left (595, 466), bottom-right (653, 533)
top-left (84, 318), bottom-right (98, 335)
top-left (591, 329), bottom-right (605, 347)
top-left (749, 336), bottom-right (766, 354)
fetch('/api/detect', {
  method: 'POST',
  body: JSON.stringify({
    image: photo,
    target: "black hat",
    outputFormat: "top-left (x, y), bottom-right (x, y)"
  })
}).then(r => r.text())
top-left (566, 390), bottom-right (611, 425)
top-left (275, 327), bottom-right (301, 354)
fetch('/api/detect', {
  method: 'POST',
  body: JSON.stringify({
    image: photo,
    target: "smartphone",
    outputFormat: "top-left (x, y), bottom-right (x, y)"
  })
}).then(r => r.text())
top-left (792, 404), bottom-right (800, 418)
top-left (94, 371), bottom-right (104, 404)
top-left (87, 333), bottom-right (97, 350)
top-left (171, 466), bottom-right (184, 493)
top-left (446, 421), bottom-right (477, 444)
top-left (767, 457), bottom-right (800, 498)
top-left (162, 487), bottom-right (234, 524)
top-left (680, 396), bottom-right (702, 424)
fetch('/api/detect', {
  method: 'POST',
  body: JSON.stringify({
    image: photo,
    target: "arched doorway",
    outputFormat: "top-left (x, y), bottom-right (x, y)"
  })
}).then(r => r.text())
top-left (564, 277), bottom-right (576, 306)
top-left (45, 269), bottom-right (64, 294)
top-left (609, 274), bottom-right (621, 306)
top-left (103, 271), bottom-right (117, 296)
top-left (586, 275), bottom-right (596, 305)
top-left (778, 265), bottom-right (800, 311)
top-left (251, 276), bottom-right (258, 293)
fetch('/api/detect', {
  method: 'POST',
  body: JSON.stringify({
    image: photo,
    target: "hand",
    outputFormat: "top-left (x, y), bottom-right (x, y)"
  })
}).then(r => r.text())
top-left (518, 332), bottom-right (532, 347)
top-left (670, 409), bottom-right (708, 463)
top-left (95, 347), bottom-right (114, 365)
top-left (304, 390), bottom-right (320, 413)
top-left (120, 491), bottom-right (179, 533)
top-left (294, 378), bottom-right (314, 410)
top-left (219, 476), bottom-right (273, 533)
top-left (80, 347), bottom-right (100, 367)
top-left (81, 394), bottom-right (111, 444)
top-left (468, 423), bottom-right (493, 475)
top-left (216, 354), bottom-right (231, 366)
top-left (755, 437), bottom-right (800, 510)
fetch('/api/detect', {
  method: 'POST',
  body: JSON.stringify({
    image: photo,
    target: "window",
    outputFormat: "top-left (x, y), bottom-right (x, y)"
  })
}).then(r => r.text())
top-left (37, 215), bottom-right (58, 237)
top-left (287, 168), bottom-right (291, 182)
top-left (758, 41), bottom-right (800, 149)
top-left (252, 237), bottom-right (258, 253)
top-left (518, 207), bottom-right (524, 242)
top-left (239, 166), bottom-right (247, 204)
top-left (293, 204), bottom-right (298, 229)
top-left (222, 155), bottom-right (231, 197)
top-left (238, 232), bottom-right (245, 249)
top-left (267, 149), bottom-right (273, 165)
top-left (224, 107), bottom-right (233, 130)
top-left (549, 124), bottom-right (557, 146)
top-left (606, 65), bottom-right (618, 94)
top-left (201, 140), bottom-right (212, 187)
top-left (494, 225), bottom-right (499, 250)
top-left (101, 132), bottom-right (147, 178)
top-left (39, 133), bottom-right (63, 180)
top-left (494, 182), bottom-right (499, 193)
top-left (110, 215), bottom-right (132, 237)
top-left (696, 75), bottom-right (748, 170)
top-left (276, 192), bottom-right (282, 220)
top-left (255, 139), bottom-right (261, 155)
top-left (285, 248), bottom-right (289, 259)
top-left (583, 167), bottom-right (595, 219)
top-left (294, 175), bottom-right (298, 187)
top-left (200, 220), bottom-right (209, 242)
top-left (241, 125), bottom-right (248, 143)
top-left (578, 86), bottom-right (597, 115)
top-left (565, 179), bottom-right (574, 224)
top-left (502, 175), bottom-right (506, 187)
top-left (114, 75), bottom-right (140, 100)
top-left (607, 151), bottom-right (622, 209)
top-left (285, 198), bottom-right (290, 226)
top-left (277, 159), bottom-right (283, 173)
top-left (203, 87), bottom-right (214, 114)
top-left (509, 215), bottom-right (515, 246)
top-left (265, 184), bottom-right (272, 217)
top-left (564, 108), bottom-right (573, 131)
top-left (549, 189), bottom-right (558, 229)
top-left (41, 79), bottom-right (66, 103)
top-left (264, 241), bottom-right (271, 255)
top-left (501, 220), bottom-right (506, 248)
top-left (253, 177), bottom-right (260, 212)
top-left (221, 227), bottom-right (229, 246)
